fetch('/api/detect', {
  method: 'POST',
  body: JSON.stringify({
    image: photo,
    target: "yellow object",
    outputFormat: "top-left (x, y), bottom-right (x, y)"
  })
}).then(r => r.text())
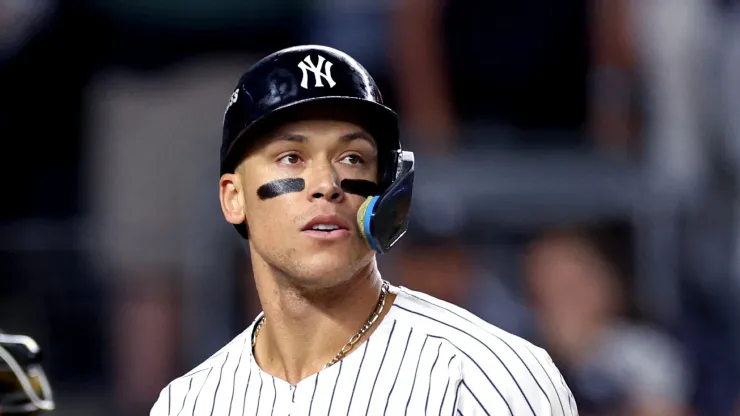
top-left (356, 196), bottom-right (373, 240)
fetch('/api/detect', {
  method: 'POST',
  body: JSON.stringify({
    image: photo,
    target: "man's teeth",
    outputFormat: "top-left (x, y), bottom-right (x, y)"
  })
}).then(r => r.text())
top-left (312, 224), bottom-right (339, 231)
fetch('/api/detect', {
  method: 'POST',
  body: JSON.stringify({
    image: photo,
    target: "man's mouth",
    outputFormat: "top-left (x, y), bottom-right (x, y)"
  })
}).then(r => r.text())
top-left (302, 216), bottom-right (351, 240)
top-left (310, 224), bottom-right (342, 232)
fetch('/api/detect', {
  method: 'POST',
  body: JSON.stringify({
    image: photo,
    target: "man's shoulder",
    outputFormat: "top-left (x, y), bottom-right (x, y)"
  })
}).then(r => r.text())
top-left (150, 321), bottom-right (257, 414)
top-left (176, 335), bottom-right (246, 389)
top-left (391, 285), bottom-right (541, 356)
top-left (391, 286), bottom-right (578, 414)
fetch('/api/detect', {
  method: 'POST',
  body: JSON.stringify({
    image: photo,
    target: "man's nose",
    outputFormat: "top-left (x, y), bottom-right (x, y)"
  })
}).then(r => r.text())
top-left (306, 160), bottom-right (345, 203)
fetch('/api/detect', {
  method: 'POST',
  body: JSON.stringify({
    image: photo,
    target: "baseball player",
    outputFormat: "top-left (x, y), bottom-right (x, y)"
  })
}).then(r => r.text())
top-left (0, 330), bottom-right (55, 415)
top-left (150, 45), bottom-right (578, 415)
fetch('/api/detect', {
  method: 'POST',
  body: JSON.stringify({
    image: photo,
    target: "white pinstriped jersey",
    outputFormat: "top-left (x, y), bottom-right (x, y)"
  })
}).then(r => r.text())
top-left (150, 284), bottom-right (578, 415)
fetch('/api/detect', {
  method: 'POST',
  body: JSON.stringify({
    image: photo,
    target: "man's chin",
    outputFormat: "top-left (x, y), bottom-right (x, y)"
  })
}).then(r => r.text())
top-left (289, 252), bottom-right (373, 288)
top-left (301, 237), bottom-right (369, 259)
top-left (297, 260), bottom-right (356, 284)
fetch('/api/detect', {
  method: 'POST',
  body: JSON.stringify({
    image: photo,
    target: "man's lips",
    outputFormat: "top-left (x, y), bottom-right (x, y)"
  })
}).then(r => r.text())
top-left (301, 215), bottom-right (351, 240)
top-left (301, 215), bottom-right (350, 232)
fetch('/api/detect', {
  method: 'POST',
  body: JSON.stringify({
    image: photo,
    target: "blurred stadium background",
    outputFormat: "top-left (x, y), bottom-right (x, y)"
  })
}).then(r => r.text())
top-left (1, 0), bottom-right (740, 415)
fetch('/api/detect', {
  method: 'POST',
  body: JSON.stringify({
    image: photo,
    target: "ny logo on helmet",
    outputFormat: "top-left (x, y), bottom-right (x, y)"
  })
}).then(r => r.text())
top-left (297, 55), bottom-right (336, 89)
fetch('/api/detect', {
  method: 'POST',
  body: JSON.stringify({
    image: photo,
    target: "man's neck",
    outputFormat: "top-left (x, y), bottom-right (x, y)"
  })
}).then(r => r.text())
top-left (252, 261), bottom-right (388, 385)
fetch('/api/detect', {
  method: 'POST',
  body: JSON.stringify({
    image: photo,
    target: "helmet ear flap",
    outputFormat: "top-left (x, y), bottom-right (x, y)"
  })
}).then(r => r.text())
top-left (378, 149), bottom-right (400, 191)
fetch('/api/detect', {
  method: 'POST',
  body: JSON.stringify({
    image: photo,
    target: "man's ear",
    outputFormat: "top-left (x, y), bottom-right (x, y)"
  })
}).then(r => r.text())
top-left (220, 173), bottom-right (247, 225)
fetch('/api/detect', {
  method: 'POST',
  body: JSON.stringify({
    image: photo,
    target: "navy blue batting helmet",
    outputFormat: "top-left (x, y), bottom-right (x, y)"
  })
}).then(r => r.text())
top-left (221, 45), bottom-right (400, 175)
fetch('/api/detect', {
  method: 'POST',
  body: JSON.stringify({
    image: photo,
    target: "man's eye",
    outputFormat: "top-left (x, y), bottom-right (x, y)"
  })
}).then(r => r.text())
top-left (341, 154), bottom-right (364, 165)
top-left (278, 154), bottom-right (301, 165)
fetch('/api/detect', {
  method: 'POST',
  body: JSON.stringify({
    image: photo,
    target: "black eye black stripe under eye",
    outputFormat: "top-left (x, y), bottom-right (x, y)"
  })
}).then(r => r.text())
top-left (255, 178), bottom-right (379, 200)
top-left (340, 179), bottom-right (378, 197)
top-left (257, 178), bottom-right (305, 200)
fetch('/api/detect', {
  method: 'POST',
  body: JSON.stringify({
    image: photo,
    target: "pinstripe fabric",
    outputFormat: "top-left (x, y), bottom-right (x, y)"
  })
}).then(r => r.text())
top-left (150, 284), bottom-right (578, 415)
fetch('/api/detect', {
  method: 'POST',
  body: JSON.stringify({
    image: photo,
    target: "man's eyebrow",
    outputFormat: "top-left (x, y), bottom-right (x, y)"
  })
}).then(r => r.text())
top-left (339, 131), bottom-right (377, 149)
top-left (265, 131), bottom-right (377, 149)
top-left (268, 133), bottom-right (308, 144)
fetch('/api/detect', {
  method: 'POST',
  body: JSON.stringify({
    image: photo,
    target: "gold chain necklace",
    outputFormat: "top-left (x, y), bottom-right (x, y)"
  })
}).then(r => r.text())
top-left (251, 280), bottom-right (390, 369)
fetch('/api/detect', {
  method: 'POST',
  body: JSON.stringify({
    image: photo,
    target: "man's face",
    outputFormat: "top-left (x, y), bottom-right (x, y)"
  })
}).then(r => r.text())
top-left (220, 118), bottom-right (380, 288)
